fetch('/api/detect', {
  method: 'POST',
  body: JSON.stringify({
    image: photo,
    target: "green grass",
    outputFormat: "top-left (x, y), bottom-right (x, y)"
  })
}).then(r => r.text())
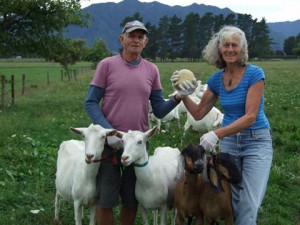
top-left (0, 60), bottom-right (300, 225)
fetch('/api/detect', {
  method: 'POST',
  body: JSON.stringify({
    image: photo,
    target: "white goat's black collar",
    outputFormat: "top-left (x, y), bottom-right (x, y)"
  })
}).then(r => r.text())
top-left (133, 160), bottom-right (148, 167)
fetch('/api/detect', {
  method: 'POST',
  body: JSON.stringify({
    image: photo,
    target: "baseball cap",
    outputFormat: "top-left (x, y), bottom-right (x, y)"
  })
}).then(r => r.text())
top-left (122, 20), bottom-right (149, 34)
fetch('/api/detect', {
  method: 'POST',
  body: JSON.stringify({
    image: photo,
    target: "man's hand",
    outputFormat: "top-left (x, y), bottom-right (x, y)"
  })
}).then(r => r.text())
top-left (107, 136), bottom-right (123, 150)
top-left (200, 131), bottom-right (219, 152)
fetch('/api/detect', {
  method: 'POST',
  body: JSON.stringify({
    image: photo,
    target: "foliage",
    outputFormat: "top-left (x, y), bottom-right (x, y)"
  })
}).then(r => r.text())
top-left (284, 33), bottom-right (300, 56)
top-left (123, 12), bottom-right (272, 61)
top-left (157, 15), bottom-right (171, 61)
top-left (168, 15), bottom-right (183, 61)
top-left (83, 38), bottom-right (110, 69)
top-left (0, 60), bottom-right (300, 225)
top-left (49, 38), bottom-right (87, 71)
top-left (120, 12), bottom-right (144, 28)
top-left (182, 12), bottom-right (202, 61)
top-left (0, 0), bottom-right (90, 58)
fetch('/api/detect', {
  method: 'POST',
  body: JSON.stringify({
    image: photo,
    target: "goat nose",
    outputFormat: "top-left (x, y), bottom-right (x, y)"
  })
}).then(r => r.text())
top-left (86, 154), bottom-right (94, 160)
top-left (122, 155), bottom-right (128, 161)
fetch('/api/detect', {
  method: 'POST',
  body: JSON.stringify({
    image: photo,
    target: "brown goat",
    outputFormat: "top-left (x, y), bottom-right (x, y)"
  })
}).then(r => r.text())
top-left (174, 144), bottom-right (205, 225)
top-left (198, 152), bottom-right (242, 225)
top-left (174, 144), bottom-right (242, 225)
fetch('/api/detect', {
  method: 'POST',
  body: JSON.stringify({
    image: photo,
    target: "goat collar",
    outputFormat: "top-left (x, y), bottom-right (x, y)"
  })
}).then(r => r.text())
top-left (133, 160), bottom-right (148, 167)
top-left (85, 158), bottom-right (102, 164)
top-left (85, 149), bottom-right (118, 165)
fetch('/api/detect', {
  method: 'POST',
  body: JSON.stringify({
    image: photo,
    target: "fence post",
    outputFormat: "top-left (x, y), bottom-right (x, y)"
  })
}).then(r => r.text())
top-left (73, 69), bottom-right (77, 81)
top-left (47, 72), bottom-right (50, 86)
top-left (11, 75), bottom-right (15, 105)
top-left (61, 69), bottom-right (64, 81)
top-left (22, 74), bottom-right (25, 95)
top-left (1, 75), bottom-right (6, 110)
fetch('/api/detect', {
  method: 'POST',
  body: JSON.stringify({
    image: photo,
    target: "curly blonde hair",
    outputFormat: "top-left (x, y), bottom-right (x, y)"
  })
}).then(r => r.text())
top-left (202, 26), bottom-right (248, 69)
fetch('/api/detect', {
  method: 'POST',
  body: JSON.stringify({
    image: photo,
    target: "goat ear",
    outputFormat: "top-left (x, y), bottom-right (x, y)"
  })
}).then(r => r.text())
top-left (69, 127), bottom-right (84, 135)
top-left (115, 131), bottom-right (124, 138)
top-left (217, 153), bottom-right (242, 184)
top-left (208, 166), bottom-right (224, 193)
top-left (145, 126), bottom-right (158, 139)
top-left (107, 129), bottom-right (118, 137)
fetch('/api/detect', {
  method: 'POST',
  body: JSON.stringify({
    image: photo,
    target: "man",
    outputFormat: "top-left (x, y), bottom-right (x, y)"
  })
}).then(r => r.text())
top-left (84, 20), bottom-right (196, 225)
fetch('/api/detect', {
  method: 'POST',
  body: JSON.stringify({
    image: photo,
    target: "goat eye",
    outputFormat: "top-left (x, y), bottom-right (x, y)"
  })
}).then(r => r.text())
top-left (137, 140), bottom-right (142, 145)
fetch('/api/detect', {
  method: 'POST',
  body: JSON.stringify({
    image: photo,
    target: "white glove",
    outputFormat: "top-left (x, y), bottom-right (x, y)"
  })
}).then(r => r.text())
top-left (107, 136), bottom-right (123, 150)
top-left (177, 80), bottom-right (197, 98)
top-left (170, 71), bottom-right (197, 98)
top-left (200, 131), bottom-right (219, 152)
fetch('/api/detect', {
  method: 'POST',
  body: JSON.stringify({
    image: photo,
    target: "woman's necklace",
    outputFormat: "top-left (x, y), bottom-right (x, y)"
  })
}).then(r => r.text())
top-left (226, 67), bottom-right (238, 87)
top-left (226, 66), bottom-right (245, 87)
top-left (228, 77), bottom-right (232, 86)
top-left (227, 70), bottom-right (233, 87)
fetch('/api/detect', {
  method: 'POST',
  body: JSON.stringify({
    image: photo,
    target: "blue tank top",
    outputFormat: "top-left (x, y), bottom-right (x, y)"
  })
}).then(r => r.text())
top-left (207, 64), bottom-right (270, 129)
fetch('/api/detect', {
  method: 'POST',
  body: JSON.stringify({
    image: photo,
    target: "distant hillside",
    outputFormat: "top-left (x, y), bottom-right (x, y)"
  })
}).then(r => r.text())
top-left (65, 0), bottom-right (300, 52)
top-left (268, 20), bottom-right (300, 51)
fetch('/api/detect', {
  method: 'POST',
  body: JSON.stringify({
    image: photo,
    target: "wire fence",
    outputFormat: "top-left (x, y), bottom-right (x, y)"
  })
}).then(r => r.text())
top-left (1, 67), bottom-right (92, 111)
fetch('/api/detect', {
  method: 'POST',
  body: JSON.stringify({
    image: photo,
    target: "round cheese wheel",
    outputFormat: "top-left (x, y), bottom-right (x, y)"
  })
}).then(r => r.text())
top-left (177, 69), bottom-right (195, 86)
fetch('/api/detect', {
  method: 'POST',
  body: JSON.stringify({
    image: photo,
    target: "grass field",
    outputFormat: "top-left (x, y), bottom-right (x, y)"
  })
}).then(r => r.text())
top-left (0, 60), bottom-right (299, 225)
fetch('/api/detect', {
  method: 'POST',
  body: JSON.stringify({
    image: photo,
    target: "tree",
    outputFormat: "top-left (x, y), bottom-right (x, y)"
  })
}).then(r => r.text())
top-left (224, 13), bottom-right (236, 26)
top-left (236, 14), bottom-right (254, 41)
top-left (168, 15), bottom-right (183, 61)
top-left (120, 12), bottom-right (144, 28)
top-left (292, 33), bottom-right (300, 56)
top-left (143, 23), bottom-right (158, 61)
top-left (182, 12), bottom-right (201, 61)
top-left (84, 38), bottom-right (110, 68)
top-left (0, 0), bottom-right (90, 58)
top-left (249, 18), bottom-right (272, 58)
top-left (284, 36), bottom-right (296, 55)
top-left (213, 14), bottom-right (225, 33)
top-left (198, 13), bottom-right (214, 57)
top-left (156, 15), bottom-right (170, 61)
top-left (49, 37), bottom-right (86, 71)
top-left (284, 33), bottom-right (300, 56)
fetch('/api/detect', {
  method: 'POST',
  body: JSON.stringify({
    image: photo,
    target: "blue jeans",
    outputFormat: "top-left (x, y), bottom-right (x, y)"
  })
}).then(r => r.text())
top-left (219, 128), bottom-right (273, 225)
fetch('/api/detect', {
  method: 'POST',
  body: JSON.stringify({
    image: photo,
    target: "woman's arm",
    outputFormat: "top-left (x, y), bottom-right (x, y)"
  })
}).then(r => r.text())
top-left (182, 87), bottom-right (218, 120)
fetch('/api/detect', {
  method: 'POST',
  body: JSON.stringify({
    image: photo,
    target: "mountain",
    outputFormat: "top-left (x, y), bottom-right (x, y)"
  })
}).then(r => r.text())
top-left (268, 20), bottom-right (300, 51)
top-left (65, 0), bottom-right (300, 52)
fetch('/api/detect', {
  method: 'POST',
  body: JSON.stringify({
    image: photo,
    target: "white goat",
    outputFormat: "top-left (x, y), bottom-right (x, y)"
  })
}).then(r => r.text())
top-left (194, 80), bottom-right (207, 99)
top-left (149, 100), bottom-right (180, 130)
top-left (54, 124), bottom-right (116, 225)
top-left (184, 106), bottom-right (224, 136)
top-left (177, 95), bottom-right (201, 115)
top-left (117, 127), bottom-right (180, 225)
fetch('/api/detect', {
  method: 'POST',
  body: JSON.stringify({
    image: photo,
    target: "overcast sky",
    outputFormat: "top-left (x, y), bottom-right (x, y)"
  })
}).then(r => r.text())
top-left (80, 0), bottom-right (299, 23)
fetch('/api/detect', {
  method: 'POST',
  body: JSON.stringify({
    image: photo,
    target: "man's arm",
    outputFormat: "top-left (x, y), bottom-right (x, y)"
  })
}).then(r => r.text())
top-left (84, 85), bottom-right (113, 129)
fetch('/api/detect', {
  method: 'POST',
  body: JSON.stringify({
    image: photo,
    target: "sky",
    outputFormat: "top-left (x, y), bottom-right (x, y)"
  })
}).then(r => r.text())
top-left (80, 0), bottom-right (299, 23)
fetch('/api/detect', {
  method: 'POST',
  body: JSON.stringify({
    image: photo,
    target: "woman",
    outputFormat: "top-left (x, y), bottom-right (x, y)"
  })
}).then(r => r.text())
top-left (172, 25), bottom-right (273, 225)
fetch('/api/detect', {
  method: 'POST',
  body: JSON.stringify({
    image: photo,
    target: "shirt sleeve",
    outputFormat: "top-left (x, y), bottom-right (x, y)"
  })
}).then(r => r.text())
top-left (84, 85), bottom-right (113, 129)
top-left (149, 90), bottom-right (178, 119)
top-left (249, 65), bottom-right (265, 86)
top-left (207, 70), bottom-right (222, 95)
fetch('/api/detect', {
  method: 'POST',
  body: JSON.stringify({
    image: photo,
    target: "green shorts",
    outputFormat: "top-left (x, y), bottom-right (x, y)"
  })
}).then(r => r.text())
top-left (95, 145), bottom-right (138, 208)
